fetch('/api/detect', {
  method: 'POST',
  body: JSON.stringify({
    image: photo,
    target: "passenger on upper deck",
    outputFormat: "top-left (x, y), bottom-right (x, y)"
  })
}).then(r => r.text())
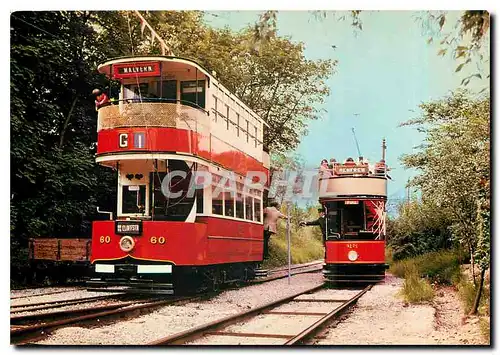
top-left (93, 89), bottom-right (110, 110)
top-left (344, 157), bottom-right (356, 166)
top-left (329, 158), bottom-right (338, 176)
top-left (319, 159), bottom-right (332, 178)
top-left (374, 159), bottom-right (387, 175)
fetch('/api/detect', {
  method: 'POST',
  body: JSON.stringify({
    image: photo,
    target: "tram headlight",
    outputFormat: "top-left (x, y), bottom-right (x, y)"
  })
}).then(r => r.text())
top-left (348, 250), bottom-right (358, 261)
top-left (119, 236), bottom-right (135, 252)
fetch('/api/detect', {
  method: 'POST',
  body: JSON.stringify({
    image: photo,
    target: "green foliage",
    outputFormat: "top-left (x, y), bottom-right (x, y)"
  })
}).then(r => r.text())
top-left (399, 263), bottom-right (435, 304)
top-left (387, 200), bottom-right (454, 261)
top-left (389, 250), bottom-right (463, 285)
top-left (398, 91), bottom-right (489, 265)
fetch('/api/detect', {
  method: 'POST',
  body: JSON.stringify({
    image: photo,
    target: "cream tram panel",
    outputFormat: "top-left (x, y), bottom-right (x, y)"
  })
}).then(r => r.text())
top-left (319, 177), bottom-right (387, 198)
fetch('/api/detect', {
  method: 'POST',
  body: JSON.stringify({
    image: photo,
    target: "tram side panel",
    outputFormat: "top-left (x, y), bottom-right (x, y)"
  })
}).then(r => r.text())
top-left (91, 219), bottom-right (262, 266)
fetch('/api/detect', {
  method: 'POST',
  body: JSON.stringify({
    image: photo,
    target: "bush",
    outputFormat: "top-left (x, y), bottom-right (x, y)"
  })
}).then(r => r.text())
top-left (389, 250), bottom-right (462, 285)
top-left (400, 263), bottom-right (434, 303)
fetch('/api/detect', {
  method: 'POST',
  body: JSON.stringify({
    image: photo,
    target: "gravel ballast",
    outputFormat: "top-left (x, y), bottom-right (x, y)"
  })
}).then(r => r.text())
top-left (36, 273), bottom-right (324, 345)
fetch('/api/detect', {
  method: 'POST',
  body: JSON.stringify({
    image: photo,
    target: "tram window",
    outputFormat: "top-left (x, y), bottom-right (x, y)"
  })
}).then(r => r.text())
top-left (254, 126), bottom-right (258, 147)
top-left (225, 105), bottom-right (230, 130)
top-left (253, 199), bottom-right (261, 222)
top-left (246, 120), bottom-right (249, 142)
top-left (213, 96), bottom-right (218, 122)
top-left (224, 190), bottom-right (234, 217)
top-left (245, 196), bottom-right (253, 220)
top-left (236, 113), bottom-right (240, 137)
top-left (342, 202), bottom-right (364, 233)
top-left (235, 192), bottom-right (244, 219)
top-left (122, 185), bottom-right (146, 214)
top-left (124, 83), bottom-right (151, 101)
top-left (212, 185), bottom-right (223, 215)
top-left (157, 80), bottom-right (177, 102)
top-left (181, 80), bottom-right (205, 109)
top-left (196, 187), bottom-right (204, 214)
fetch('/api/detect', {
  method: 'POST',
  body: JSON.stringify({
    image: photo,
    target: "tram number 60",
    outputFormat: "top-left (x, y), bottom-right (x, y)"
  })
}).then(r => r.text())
top-left (150, 236), bottom-right (166, 245)
top-left (100, 236), bottom-right (111, 244)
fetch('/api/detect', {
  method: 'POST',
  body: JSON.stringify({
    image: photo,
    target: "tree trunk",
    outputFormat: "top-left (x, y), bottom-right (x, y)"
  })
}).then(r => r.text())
top-left (59, 96), bottom-right (78, 149)
top-left (470, 244), bottom-right (476, 285)
top-left (469, 267), bottom-right (486, 315)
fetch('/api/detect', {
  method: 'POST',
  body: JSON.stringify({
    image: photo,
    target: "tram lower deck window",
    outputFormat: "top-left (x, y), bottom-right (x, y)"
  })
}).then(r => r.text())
top-left (122, 185), bottom-right (146, 214)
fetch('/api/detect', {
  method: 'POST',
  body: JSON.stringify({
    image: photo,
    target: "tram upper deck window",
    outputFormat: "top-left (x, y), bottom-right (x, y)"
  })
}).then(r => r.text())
top-left (124, 83), bottom-right (156, 100)
top-left (157, 80), bottom-right (177, 102)
top-left (122, 185), bottom-right (146, 214)
top-left (181, 80), bottom-right (205, 109)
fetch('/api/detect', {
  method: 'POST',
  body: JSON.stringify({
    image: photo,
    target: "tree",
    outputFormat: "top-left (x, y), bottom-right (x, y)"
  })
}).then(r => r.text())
top-left (399, 90), bottom-right (490, 312)
top-left (10, 11), bottom-right (122, 278)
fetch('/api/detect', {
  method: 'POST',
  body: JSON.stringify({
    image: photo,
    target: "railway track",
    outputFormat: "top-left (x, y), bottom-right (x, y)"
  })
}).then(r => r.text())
top-left (10, 295), bottom-right (199, 345)
top-left (11, 260), bottom-right (325, 345)
top-left (148, 284), bottom-right (371, 345)
top-left (11, 287), bottom-right (86, 300)
top-left (10, 293), bottom-right (129, 314)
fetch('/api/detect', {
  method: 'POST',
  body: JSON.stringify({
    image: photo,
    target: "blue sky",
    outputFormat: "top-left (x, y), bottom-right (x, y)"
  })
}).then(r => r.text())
top-left (203, 10), bottom-right (488, 204)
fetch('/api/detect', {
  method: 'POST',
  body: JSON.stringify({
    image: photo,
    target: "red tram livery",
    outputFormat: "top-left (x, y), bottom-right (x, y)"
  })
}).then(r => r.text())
top-left (318, 147), bottom-right (389, 283)
top-left (89, 56), bottom-right (270, 293)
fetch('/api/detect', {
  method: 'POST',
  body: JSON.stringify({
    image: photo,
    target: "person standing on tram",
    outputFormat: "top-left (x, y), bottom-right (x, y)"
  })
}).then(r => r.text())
top-left (299, 208), bottom-right (327, 243)
top-left (263, 202), bottom-right (288, 259)
top-left (93, 88), bottom-right (110, 110)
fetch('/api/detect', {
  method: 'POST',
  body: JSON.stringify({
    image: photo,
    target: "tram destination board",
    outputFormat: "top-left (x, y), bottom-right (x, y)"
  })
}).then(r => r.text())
top-left (336, 165), bottom-right (369, 175)
top-left (115, 220), bottom-right (143, 235)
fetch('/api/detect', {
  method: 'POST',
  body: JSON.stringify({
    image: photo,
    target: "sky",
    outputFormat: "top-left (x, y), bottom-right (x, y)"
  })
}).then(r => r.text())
top-left (203, 10), bottom-right (489, 206)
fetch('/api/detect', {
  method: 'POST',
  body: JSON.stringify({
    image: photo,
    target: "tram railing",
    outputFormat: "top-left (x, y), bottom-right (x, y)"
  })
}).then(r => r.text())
top-left (97, 99), bottom-right (210, 133)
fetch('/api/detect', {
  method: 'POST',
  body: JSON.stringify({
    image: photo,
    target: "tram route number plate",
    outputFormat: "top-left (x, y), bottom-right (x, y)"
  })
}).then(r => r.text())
top-left (115, 220), bottom-right (143, 235)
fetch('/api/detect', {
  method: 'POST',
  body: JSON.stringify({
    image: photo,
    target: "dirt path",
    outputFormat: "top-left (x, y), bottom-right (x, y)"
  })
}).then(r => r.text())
top-left (315, 274), bottom-right (489, 345)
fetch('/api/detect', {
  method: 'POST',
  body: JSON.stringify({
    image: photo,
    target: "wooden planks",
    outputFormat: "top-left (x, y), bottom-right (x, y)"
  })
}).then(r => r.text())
top-left (29, 238), bottom-right (91, 262)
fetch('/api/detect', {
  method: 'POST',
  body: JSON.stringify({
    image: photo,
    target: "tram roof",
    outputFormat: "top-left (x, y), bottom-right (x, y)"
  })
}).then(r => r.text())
top-left (97, 55), bottom-right (269, 128)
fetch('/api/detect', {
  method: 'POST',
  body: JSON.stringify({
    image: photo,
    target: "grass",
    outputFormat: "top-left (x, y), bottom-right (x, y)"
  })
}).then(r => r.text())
top-left (262, 218), bottom-right (324, 269)
top-left (457, 273), bottom-right (490, 316)
top-left (479, 318), bottom-right (490, 343)
top-left (400, 263), bottom-right (434, 303)
top-left (389, 250), bottom-right (462, 285)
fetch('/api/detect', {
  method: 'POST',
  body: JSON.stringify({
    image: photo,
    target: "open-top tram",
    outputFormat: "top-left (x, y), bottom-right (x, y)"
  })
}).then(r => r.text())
top-left (88, 56), bottom-right (270, 293)
top-left (318, 144), bottom-right (389, 283)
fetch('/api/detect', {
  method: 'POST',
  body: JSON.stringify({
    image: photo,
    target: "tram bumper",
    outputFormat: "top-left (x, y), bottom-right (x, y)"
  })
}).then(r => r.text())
top-left (323, 263), bottom-right (387, 283)
top-left (87, 263), bottom-right (174, 294)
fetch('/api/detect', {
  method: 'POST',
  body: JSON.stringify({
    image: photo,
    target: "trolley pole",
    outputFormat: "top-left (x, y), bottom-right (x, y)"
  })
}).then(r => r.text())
top-left (287, 202), bottom-right (292, 285)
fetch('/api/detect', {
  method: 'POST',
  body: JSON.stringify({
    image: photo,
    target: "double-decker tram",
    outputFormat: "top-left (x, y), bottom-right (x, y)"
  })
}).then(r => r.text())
top-left (318, 143), bottom-right (389, 283)
top-left (88, 56), bottom-right (270, 293)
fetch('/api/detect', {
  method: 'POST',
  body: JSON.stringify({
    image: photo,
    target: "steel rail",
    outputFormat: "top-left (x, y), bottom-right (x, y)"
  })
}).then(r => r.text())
top-left (11, 298), bottom-right (161, 324)
top-left (11, 296), bottom-right (197, 345)
top-left (11, 288), bottom-right (85, 300)
top-left (148, 284), bottom-right (371, 346)
top-left (11, 294), bottom-right (128, 313)
top-left (283, 284), bottom-right (372, 345)
top-left (148, 284), bottom-right (324, 345)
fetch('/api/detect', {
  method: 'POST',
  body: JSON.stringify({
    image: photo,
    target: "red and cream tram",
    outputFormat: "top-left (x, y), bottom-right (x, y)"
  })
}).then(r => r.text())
top-left (318, 146), bottom-right (389, 283)
top-left (88, 56), bottom-right (270, 293)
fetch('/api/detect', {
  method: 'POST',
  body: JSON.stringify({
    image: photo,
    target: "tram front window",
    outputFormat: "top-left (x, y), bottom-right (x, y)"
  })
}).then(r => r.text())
top-left (343, 202), bottom-right (364, 233)
top-left (122, 185), bottom-right (146, 214)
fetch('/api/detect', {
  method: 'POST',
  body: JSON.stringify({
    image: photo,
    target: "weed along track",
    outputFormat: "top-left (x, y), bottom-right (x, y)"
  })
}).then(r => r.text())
top-left (148, 285), bottom-right (371, 345)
